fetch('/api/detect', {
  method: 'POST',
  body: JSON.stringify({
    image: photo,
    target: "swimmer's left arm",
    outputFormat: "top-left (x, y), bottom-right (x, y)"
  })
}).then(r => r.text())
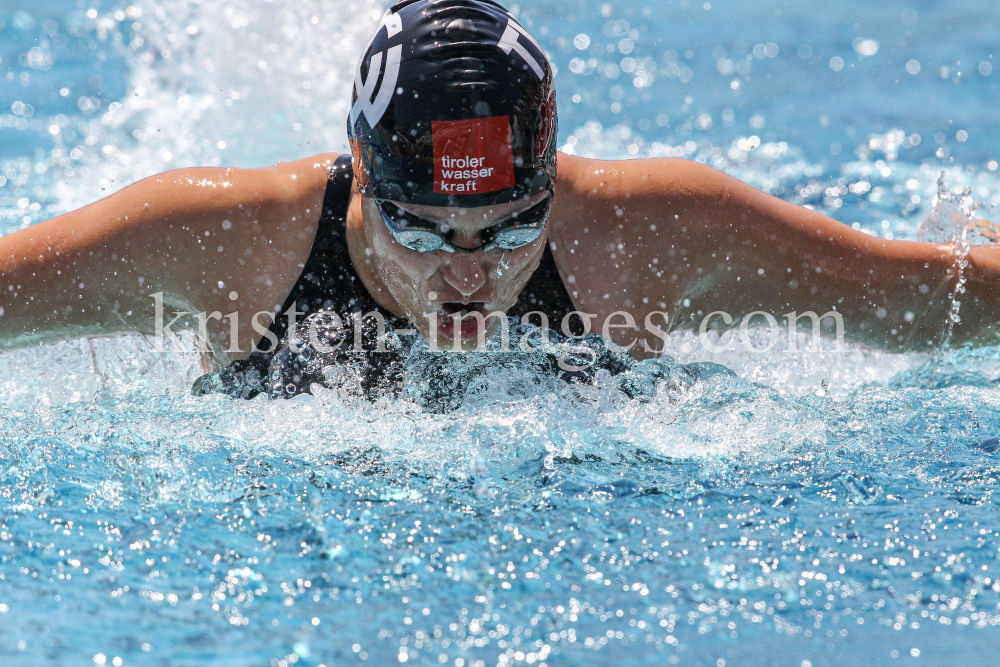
top-left (550, 154), bottom-right (1000, 353)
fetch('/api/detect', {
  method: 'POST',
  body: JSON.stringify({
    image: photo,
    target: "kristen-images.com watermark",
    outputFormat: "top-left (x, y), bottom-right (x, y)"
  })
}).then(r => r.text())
top-left (150, 292), bottom-right (845, 362)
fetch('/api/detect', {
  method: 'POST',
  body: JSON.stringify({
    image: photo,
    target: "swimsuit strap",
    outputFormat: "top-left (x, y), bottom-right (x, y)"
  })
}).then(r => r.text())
top-left (510, 244), bottom-right (577, 332)
top-left (265, 153), bottom-right (378, 348)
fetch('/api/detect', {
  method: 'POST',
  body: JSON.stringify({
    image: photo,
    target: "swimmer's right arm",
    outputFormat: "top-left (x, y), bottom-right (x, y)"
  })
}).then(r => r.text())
top-left (0, 154), bottom-right (339, 356)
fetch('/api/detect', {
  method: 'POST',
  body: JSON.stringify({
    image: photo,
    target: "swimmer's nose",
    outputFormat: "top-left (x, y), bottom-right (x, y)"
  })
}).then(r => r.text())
top-left (447, 228), bottom-right (483, 251)
top-left (441, 254), bottom-right (489, 299)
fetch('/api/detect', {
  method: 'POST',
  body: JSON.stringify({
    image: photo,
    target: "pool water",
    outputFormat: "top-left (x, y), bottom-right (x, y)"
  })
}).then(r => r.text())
top-left (2, 1), bottom-right (1000, 665)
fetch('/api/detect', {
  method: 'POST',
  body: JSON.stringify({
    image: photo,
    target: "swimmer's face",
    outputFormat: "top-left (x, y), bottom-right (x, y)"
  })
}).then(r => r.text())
top-left (360, 192), bottom-right (550, 351)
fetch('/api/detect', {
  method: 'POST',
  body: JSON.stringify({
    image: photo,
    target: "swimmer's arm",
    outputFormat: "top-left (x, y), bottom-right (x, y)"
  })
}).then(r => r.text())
top-left (552, 155), bottom-right (1000, 352)
top-left (0, 154), bottom-right (339, 358)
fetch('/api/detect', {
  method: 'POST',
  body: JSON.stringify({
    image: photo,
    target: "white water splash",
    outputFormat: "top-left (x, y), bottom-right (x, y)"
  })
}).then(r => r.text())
top-left (917, 174), bottom-right (976, 349)
top-left (2, 0), bottom-right (382, 226)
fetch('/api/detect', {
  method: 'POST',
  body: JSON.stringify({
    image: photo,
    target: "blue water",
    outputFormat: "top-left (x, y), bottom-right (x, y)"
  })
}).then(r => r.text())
top-left (2, 1), bottom-right (1000, 665)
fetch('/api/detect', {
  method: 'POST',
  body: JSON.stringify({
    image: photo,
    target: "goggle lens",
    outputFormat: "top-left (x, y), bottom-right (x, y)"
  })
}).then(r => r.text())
top-left (377, 195), bottom-right (551, 254)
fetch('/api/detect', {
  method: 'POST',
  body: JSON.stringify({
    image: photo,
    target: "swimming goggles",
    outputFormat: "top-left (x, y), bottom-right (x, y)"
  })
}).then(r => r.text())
top-left (376, 193), bottom-right (552, 253)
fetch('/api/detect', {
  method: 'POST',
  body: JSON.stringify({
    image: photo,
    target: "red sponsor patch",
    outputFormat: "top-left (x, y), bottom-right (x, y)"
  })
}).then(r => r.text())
top-left (432, 116), bottom-right (514, 196)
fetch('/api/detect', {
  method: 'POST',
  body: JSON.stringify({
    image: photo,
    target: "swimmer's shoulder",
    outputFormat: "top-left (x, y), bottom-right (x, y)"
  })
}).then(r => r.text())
top-left (253, 152), bottom-right (345, 206)
top-left (550, 153), bottom-right (728, 244)
top-left (158, 153), bottom-right (344, 223)
top-left (216, 153), bottom-right (345, 236)
top-left (554, 152), bottom-right (727, 202)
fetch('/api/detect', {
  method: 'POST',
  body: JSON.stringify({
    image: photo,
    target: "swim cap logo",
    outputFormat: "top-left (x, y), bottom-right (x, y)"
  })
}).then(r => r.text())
top-left (350, 9), bottom-right (403, 129)
top-left (432, 116), bottom-right (515, 195)
top-left (496, 13), bottom-right (544, 79)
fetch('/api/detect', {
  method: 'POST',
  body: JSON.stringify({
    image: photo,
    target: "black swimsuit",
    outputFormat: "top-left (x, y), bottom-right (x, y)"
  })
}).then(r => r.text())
top-left (192, 154), bottom-right (577, 399)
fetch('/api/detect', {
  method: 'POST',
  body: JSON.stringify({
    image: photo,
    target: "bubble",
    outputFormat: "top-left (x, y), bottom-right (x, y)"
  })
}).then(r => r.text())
top-left (900, 8), bottom-right (918, 26)
top-left (853, 38), bottom-right (879, 57)
top-left (980, 61), bottom-right (993, 76)
top-left (906, 59), bottom-right (921, 75)
top-left (798, 44), bottom-right (812, 59)
top-left (573, 34), bottom-right (590, 50)
top-left (829, 57), bottom-right (844, 72)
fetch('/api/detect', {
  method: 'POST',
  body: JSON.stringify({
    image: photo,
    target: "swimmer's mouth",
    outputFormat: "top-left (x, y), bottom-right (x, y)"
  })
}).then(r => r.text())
top-left (437, 302), bottom-right (492, 342)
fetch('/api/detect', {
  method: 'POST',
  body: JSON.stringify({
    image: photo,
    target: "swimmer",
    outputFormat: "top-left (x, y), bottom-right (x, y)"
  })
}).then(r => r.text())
top-left (2, 0), bottom-right (1000, 395)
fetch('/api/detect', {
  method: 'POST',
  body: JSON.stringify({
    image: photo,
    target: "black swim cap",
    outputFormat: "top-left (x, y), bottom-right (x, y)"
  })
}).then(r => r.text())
top-left (347, 0), bottom-right (557, 208)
